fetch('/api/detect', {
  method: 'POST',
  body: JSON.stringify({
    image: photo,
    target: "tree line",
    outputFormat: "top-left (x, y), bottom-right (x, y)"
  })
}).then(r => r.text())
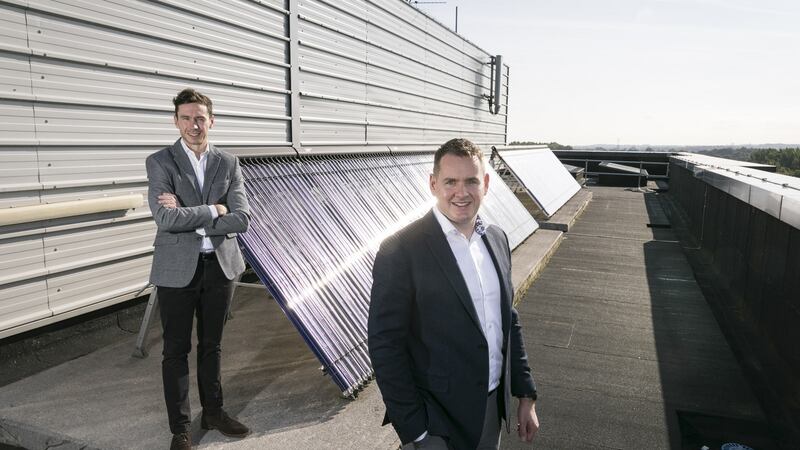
top-left (700, 147), bottom-right (800, 177)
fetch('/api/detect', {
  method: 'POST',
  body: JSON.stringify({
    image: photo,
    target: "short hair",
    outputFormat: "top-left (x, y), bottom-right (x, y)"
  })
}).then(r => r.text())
top-left (433, 138), bottom-right (485, 175)
top-left (172, 88), bottom-right (213, 117)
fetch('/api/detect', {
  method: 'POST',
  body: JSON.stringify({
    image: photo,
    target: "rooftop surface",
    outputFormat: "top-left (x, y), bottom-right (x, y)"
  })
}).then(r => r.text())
top-left (0, 186), bottom-right (780, 449)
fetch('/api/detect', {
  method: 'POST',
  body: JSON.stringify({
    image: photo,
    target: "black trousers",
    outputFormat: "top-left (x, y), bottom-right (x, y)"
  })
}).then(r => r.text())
top-left (158, 254), bottom-right (234, 434)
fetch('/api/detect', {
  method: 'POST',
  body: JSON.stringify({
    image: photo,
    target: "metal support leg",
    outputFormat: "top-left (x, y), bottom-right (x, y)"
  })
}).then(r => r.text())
top-left (132, 286), bottom-right (158, 358)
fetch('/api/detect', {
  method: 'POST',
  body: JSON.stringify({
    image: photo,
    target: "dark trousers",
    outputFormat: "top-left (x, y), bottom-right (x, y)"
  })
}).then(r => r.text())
top-left (158, 255), bottom-right (234, 434)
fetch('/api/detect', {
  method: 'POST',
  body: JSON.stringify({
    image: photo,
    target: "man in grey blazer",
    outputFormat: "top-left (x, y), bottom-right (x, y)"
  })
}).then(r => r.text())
top-left (146, 88), bottom-right (250, 450)
top-left (368, 139), bottom-right (539, 449)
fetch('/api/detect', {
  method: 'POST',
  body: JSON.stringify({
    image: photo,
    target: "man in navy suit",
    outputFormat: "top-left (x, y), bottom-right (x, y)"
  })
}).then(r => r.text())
top-left (369, 138), bottom-right (539, 449)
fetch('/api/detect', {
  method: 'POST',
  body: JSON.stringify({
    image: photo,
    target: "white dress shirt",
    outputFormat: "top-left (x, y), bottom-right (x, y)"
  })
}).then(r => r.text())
top-left (179, 139), bottom-right (218, 253)
top-left (432, 207), bottom-right (503, 392)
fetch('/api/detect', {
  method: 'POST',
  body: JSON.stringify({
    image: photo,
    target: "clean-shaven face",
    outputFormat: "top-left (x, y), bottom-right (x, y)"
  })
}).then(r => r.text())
top-left (430, 153), bottom-right (490, 236)
top-left (174, 102), bottom-right (214, 151)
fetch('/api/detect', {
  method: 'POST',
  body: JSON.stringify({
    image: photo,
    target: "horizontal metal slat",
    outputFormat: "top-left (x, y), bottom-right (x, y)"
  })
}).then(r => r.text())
top-left (47, 255), bottom-right (152, 315)
top-left (27, 12), bottom-right (289, 92)
top-left (0, 280), bottom-right (51, 333)
top-left (26, 0), bottom-right (288, 66)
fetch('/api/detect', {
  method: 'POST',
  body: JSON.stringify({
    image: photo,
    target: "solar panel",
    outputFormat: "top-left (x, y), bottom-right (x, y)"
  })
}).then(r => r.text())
top-left (494, 148), bottom-right (581, 217)
top-left (239, 153), bottom-right (537, 395)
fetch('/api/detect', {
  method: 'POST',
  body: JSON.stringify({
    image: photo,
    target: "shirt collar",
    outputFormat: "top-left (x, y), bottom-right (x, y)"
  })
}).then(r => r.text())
top-left (432, 207), bottom-right (486, 238)
top-left (180, 139), bottom-right (209, 160)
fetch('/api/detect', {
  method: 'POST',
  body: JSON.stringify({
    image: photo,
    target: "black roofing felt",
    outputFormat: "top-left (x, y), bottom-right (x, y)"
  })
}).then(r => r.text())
top-left (503, 187), bottom-right (775, 449)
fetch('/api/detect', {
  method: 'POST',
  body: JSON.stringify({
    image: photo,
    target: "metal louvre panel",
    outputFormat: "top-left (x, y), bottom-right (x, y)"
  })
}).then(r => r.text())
top-left (366, 44), bottom-right (427, 82)
top-left (43, 220), bottom-right (155, 274)
top-left (366, 0), bottom-right (427, 33)
top-left (462, 39), bottom-right (492, 63)
top-left (495, 148), bottom-right (582, 217)
top-left (30, 59), bottom-right (289, 118)
top-left (300, 121), bottom-right (366, 146)
top-left (26, 0), bottom-right (288, 64)
top-left (47, 256), bottom-right (152, 315)
top-left (300, 70), bottom-right (368, 101)
top-left (0, 280), bottom-right (51, 332)
top-left (0, 237), bottom-right (46, 286)
top-left (367, 125), bottom-right (424, 144)
top-left (300, 95), bottom-right (367, 123)
top-left (38, 147), bottom-right (150, 185)
top-left (0, 52), bottom-right (33, 99)
top-left (297, 0), bottom-right (506, 148)
top-left (33, 105), bottom-right (290, 146)
top-left (0, 190), bottom-right (42, 210)
top-left (0, 148), bottom-right (40, 191)
top-left (298, 19), bottom-right (367, 59)
top-left (365, 22), bottom-right (426, 64)
top-left (0, 100), bottom-right (36, 145)
top-left (26, 12), bottom-right (288, 91)
top-left (137, 0), bottom-right (288, 36)
top-left (298, 46), bottom-right (368, 84)
top-left (299, 0), bottom-right (367, 39)
top-left (0, 3), bottom-right (28, 51)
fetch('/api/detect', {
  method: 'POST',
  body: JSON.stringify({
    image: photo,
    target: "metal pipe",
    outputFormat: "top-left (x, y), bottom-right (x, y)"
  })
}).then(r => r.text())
top-left (0, 194), bottom-right (142, 226)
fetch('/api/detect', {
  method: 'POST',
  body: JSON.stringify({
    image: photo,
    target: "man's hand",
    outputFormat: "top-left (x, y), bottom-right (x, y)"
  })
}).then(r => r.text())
top-left (214, 204), bottom-right (228, 216)
top-left (516, 397), bottom-right (539, 443)
top-left (158, 192), bottom-right (179, 209)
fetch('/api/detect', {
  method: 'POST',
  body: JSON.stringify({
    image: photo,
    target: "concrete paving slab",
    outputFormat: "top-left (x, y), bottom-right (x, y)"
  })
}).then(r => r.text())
top-left (508, 187), bottom-right (775, 448)
top-left (537, 188), bottom-right (593, 232)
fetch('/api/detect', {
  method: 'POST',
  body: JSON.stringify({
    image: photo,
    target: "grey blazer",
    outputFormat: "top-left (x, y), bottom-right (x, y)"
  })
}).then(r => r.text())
top-left (368, 211), bottom-right (536, 450)
top-left (146, 139), bottom-right (250, 288)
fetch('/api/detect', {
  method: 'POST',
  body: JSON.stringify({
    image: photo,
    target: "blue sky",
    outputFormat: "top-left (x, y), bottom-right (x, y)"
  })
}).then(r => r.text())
top-left (416, 0), bottom-right (800, 146)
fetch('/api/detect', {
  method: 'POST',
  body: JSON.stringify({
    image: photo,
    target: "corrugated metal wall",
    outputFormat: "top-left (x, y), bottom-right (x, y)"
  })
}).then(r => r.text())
top-left (0, 0), bottom-right (509, 338)
top-left (296, 0), bottom-right (507, 147)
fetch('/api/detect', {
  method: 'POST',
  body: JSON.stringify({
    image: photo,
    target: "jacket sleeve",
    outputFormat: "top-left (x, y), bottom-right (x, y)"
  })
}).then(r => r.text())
top-left (503, 229), bottom-right (538, 398)
top-left (146, 154), bottom-right (213, 232)
top-left (368, 236), bottom-right (427, 444)
top-left (203, 157), bottom-right (250, 236)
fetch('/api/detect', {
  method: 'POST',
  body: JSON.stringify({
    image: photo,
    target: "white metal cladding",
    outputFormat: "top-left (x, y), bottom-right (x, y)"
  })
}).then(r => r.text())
top-left (0, 0), bottom-right (512, 339)
top-left (671, 154), bottom-right (800, 230)
top-left (0, 0), bottom-right (290, 338)
top-left (296, 0), bottom-right (508, 147)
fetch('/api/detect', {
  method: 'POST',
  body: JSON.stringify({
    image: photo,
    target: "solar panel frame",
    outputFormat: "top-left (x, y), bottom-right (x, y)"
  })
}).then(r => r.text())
top-left (238, 153), bottom-right (537, 395)
top-left (494, 148), bottom-right (582, 217)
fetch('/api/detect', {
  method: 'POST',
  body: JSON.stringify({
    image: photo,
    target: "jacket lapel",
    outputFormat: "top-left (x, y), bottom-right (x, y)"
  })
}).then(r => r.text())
top-left (202, 144), bottom-right (221, 203)
top-left (422, 211), bottom-right (483, 333)
top-left (169, 139), bottom-right (202, 204)
top-left (482, 228), bottom-right (512, 335)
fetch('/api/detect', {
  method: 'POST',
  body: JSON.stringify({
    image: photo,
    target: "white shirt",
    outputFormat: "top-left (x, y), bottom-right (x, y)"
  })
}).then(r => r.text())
top-left (432, 207), bottom-right (504, 392)
top-left (180, 139), bottom-right (218, 253)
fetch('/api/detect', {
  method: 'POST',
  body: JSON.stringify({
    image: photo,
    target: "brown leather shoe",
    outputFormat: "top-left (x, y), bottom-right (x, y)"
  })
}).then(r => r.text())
top-left (170, 432), bottom-right (191, 450)
top-left (201, 410), bottom-right (250, 438)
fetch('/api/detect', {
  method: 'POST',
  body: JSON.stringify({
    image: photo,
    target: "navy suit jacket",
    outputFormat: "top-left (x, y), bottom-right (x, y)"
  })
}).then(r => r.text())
top-left (368, 211), bottom-right (536, 449)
